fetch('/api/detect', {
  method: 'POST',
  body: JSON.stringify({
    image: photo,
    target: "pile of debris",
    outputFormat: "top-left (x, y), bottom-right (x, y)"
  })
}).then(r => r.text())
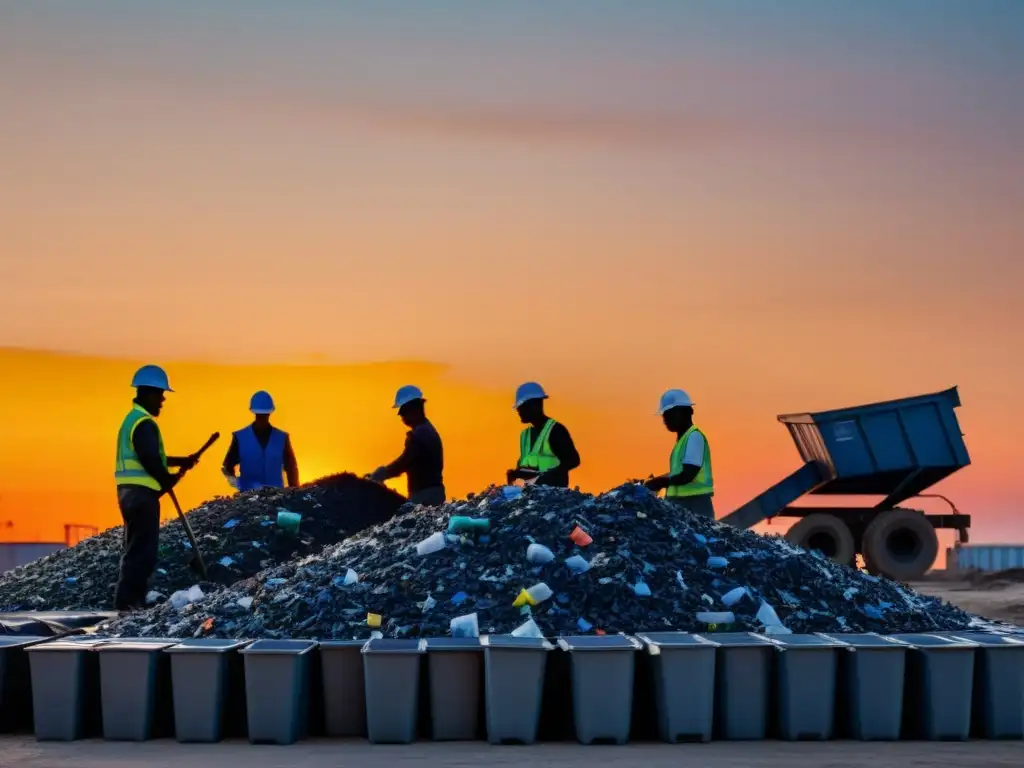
top-left (0, 474), bottom-right (406, 611)
top-left (107, 483), bottom-right (979, 640)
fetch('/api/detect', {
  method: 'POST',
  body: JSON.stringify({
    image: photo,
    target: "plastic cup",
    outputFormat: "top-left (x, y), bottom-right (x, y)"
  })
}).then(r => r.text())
top-left (276, 509), bottom-right (302, 532)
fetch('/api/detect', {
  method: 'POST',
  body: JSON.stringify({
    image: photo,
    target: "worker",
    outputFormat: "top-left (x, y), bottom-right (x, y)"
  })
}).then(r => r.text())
top-left (368, 385), bottom-right (445, 506)
top-left (222, 391), bottom-right (300, 492)
top-left (506, 382), bottom-right (580, 488)
top-left (644, 389), bottom-right (715, 519)
top-left (113, 365), bottom-right (199, 612)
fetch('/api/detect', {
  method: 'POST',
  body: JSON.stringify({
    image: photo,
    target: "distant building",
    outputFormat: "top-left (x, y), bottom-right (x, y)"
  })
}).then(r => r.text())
top-left (0, 542), bottom-right (66, 574)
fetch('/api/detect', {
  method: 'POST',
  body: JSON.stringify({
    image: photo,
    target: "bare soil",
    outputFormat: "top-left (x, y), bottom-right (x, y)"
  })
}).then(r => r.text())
top-left (911, 572), bottom-right (1024, 627)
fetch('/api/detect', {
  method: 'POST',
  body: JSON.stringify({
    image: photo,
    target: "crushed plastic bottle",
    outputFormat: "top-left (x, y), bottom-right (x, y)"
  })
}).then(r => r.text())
top-left (721, 587), bottom-right (748, 606)
top-left (564, 555), bottom-right (590, 573)
top-left (526, 543), bottom-right (555, 564)
top-left (525, 582), bottom-right (553, 604)
top-left (415, 532), bottom-right (447, 556)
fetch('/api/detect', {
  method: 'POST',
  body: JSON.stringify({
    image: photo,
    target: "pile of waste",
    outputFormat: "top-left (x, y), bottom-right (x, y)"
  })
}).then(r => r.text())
top-left (106, 483), bottom-right (978, 640)
top-left (0, 474), bottom-right (406, 612)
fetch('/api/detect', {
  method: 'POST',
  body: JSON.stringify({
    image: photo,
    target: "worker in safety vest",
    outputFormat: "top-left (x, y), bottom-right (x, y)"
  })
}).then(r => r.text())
top-left (368, 385), bottom-right (446, 506)
top-left (113, 365), bottom-right (200, 612)
top-left (644, 389), bottom-right (715, 519)
top-left (506, 382), bottom-right (580, 488)
top-left (222, 391), bottom-right (300, 492)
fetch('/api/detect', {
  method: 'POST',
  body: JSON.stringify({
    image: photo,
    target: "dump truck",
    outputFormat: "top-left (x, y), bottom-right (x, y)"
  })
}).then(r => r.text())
top-left (721, 387), bottom-right (971, 581)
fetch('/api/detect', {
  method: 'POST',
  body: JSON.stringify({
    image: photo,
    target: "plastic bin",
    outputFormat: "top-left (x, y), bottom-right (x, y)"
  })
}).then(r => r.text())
top-left (637, 632), bottom-right (718, 743)
top-left (361, 638), bottom-right (425, 744)
top-left (425, 637), bottom-right (483, 740)
top-left (819, 633), bottom-right (909, 740)
top-left (0, 635), bottom-right (49, 733)
top-left (166, 638), bottom-right (251, 743)
top-left (240, 639), bottom-right (316, 745)
top-left (25, 636), bottom-right (111, 741)
top-left (771, 634), bottom-right (846, 740)
top-left (96, 639), bottom-right (176, 740)
top-left (557, 634), bottom-right (640, 745)
top-left (711, 632), bottom-right (776, 740)
top-left (481, 635), bottom-right (553, 745)
top-left (944, 631), bottom-right (1024, 739)
top-left (318, 639), bottom-right (367, 738)
top-left (893, 633), bottom-right (976, 740)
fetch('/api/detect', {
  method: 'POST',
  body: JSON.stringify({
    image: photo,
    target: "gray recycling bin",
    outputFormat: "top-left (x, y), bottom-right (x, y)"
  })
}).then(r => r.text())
top-left (820, 633), bottom-right (909, 740)
top-left (481, 635), bottom-right (553, 745)
top-left (945, 631), bottom-right (1024, 739)
top-left (26, 636), bottom-right (111, 741)
top-left (771, 634), bottom-right (846, 740)
top-left (893, 633), bottom-right (976, 741)
top-left (318, 639), bottom-right (367, 737)
top-left (240, 639), bottom-right (316, 745)
top-left (711, 632), bottom-right (776, 740)
top-left (425, 637), bottom-right (483, 740)
top-left (97, 639), bottom-right (177, 740)
top-left (557, 634), bottom-right (641, 745)
top-left (166, 638), bottom-right (251, 743)
top-left (362, 638), bottom-right (426, 744)
top-left (637, 632), bottom-right (719, 743)
top-left (0, 635), bottom-right (49, 733)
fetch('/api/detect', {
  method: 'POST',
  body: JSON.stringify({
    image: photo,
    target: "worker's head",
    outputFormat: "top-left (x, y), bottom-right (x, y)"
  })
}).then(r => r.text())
top-left (130, 365), bottom-right (173, 416)
top-left (656, 389), bottom-right (694, 432)
top-left (249, 391), bottom-right (275, 427)
top-left (398, 398), bottom-right (426, 427)
top-left (135, 385), bottom-right (166, 416)
top-left (514, 382), bottom-right (548, 424)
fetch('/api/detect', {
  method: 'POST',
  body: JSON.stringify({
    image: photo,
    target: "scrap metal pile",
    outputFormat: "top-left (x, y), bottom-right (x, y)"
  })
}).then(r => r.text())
top-left (0, 474), bottom-right (406, 612)
top-left (103, 483), bottom-right (979, 640)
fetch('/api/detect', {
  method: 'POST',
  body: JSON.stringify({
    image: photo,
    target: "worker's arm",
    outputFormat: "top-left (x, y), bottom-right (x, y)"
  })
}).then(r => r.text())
top-left (370, 432), bottom-right (421, 483)
top-left (221, 435), bottom-right (240, 477)
top-left (283, 435), bottom-right (300, 487)
top-left (646, 431), bottom-right (704, 491)
top-left (132, 420), bottom-right (179, 493)
top-left (167, 455), bottom-right (198, 469)
top-left (536, 423), bottom-right (580, 484)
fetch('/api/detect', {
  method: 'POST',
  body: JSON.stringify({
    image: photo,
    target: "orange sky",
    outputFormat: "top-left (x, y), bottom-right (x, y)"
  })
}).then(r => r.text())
top-left (1, 5), bottom-right (1022, 547)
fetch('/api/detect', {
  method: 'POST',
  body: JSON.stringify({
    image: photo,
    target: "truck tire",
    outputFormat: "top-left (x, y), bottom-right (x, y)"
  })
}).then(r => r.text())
top-left (785, 514), bottom-right (856, 566)
top-left (862, 508), bottom-right (939, 582)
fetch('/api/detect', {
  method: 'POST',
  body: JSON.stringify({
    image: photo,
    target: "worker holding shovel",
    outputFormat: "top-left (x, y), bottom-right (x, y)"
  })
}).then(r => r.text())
top-left (112, 366), bottom-right (212, 612)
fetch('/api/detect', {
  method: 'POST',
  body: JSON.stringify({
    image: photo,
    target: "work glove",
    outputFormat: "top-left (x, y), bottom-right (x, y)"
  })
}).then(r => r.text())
top-left (222, 470), bottom-right (239, 490)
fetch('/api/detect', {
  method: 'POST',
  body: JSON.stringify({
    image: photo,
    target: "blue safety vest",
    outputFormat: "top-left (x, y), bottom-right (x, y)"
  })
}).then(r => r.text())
top-left (235, 425), bottom-right (287, 491)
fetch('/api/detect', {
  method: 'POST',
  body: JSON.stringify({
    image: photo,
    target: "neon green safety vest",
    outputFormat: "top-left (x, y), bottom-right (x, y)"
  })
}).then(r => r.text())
top-left (666, 425), bottom-right (713, 497)
top-left (519, 418), bottom-right (561, 472)
top-left (114, 404), bottom-right (167, 492)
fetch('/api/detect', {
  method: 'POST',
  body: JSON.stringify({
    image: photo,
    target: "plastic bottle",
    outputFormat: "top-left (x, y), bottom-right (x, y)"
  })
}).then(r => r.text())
top-left (415, 532), bottom-right (446, 556)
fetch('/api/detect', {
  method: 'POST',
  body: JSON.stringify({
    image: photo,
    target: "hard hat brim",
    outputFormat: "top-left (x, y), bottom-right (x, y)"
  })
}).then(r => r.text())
top-left (250, 408), bottom-right (274, 414)
top-left (394, 397), bottom-right (425, 409)
top-left (513, 394), bottom-right (548, 410)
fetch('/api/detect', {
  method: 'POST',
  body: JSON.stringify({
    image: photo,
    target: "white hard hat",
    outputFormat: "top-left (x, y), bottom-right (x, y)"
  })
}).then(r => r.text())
top-left (393, 385), bottom-right (425, 409)
top-left (657, 388), bottom-right (694, 415)
top-left (514, 382), bottom-right (548, 409)
top-left (249, 390), bottom-right (275, 414)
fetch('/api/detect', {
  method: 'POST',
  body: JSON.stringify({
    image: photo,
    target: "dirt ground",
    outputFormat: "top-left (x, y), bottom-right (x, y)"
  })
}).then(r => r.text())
top-left (911, 569), bottom-right (1024, 627)
top-left (2, 739), bottom-right (1023, 768)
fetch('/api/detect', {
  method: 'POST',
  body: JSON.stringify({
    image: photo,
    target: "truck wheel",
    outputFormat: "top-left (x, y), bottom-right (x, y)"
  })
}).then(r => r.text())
top-left (862, 509), bottom-right (938, 582)
top-left (785, 513), bottom-right (856, 566)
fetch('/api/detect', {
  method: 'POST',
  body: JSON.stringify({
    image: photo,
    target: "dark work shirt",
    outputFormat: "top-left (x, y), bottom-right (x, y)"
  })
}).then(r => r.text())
top-left (525, 421), bottom-right (580, 488)
top-left (388, 420), bottom-right (444, 495)
top-left (131, 419), bottom-right (175, 493)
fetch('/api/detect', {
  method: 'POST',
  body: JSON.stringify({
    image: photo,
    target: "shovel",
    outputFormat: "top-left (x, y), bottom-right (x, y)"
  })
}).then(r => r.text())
top-left (167, 432), bottom-right (220, 579)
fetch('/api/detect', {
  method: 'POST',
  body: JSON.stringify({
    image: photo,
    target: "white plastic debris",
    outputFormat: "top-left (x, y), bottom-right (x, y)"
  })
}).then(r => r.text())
top-left (187, 585), bottom-right (204, 602)
top-left (675, 571), bottom-right (688, 590)
top-left (450, 612), bottom-right (480, 638)
top-left (343, 568), bottom-right (359, 585)
top-left (721, 587), bottom-right (748, 607)
top-left (237, 596), bottom-right (254, 610)
top-left (145, 590), bottom-right (164, 605)
top-left (510, 618), bottom-right (545, 639)
top-left (696, 611), bottom-right (735, 625)
top-left (564, 555), bottom-right (591, 573)
top-left (416, 532), bottom-right (446, 556)
top-left (421, 594), bottom-right (437, 612)
top-left (526, 543), bottom-right (555, 564)
top-left (526, 582), bottom-right (553, 604)
top-left (757, 600), bottom-right (785, 629)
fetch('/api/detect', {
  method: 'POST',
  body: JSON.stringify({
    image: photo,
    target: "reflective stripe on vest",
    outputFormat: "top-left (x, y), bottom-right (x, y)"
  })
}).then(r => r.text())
top-left (666, 425), bottom-right (713, 497)
top-left (236, 425), bottom-right (287, 491)
top-left (114, 404), bottom-right (166, 491)
top-left (519, 418), bottom-right (560, 472)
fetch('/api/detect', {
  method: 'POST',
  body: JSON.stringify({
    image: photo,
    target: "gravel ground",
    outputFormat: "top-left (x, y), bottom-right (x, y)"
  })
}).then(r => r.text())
top-left (2, 738), bottom-right (1022, 768)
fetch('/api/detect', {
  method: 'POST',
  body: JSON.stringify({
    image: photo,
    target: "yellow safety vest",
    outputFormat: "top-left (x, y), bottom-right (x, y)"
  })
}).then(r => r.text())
top-left (666, 425), bottom-right (713, 497)
top-left (519, 418), bottom-right (560, 472)
top-left (114, 404), bottom-right (167, 491)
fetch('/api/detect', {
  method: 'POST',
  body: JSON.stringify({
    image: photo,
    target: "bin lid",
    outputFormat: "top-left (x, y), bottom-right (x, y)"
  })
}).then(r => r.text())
top-left (481, 635), bottom-right (553, 651)
top-left (556, 634), bottom-right (641, 652)
top-left (817, 633), bottom-right (910, 649)
top-left (25, 637), bottom-right (112, 652)
top-left (637, 632), bottom-right (720, 650)
top-left (165, 638), bottom-right (252, 654)
top-left (361, 638), bottom-right (426, 654)
top-left (771, 633), bottom-right (849, 649)
top-left (96, 639), bottom-right (178, 652)
top-left (0, 635), bottom-right (50, 649)
top-left (239, 639), bottom-right (318, 655)
top-left (317, 639), bottom-right (368, 650)
top-left (424, 637), bottom-right (482, 652)
top-left (932, 632), bottom-right (1024, 647)
top-left (702, 632), bottom-right (776, 648)
top-left (891, 633), bottom-right (978, 649)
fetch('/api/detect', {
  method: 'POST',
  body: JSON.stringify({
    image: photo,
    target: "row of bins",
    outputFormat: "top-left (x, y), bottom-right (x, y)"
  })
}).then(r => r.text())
top-left (0, 630), bottom-right (1021, 744)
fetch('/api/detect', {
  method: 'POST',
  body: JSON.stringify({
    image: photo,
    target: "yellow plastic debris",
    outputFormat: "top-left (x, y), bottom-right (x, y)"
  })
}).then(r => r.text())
top-left (367, 613), bottom-right (382, 627)
top-left (513, 588), bottom-right (537, 608)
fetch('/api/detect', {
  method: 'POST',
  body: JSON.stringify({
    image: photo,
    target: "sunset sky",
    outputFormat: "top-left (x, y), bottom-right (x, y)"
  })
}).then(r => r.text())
top-left (1, 3), bottom-right (1022, 546)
